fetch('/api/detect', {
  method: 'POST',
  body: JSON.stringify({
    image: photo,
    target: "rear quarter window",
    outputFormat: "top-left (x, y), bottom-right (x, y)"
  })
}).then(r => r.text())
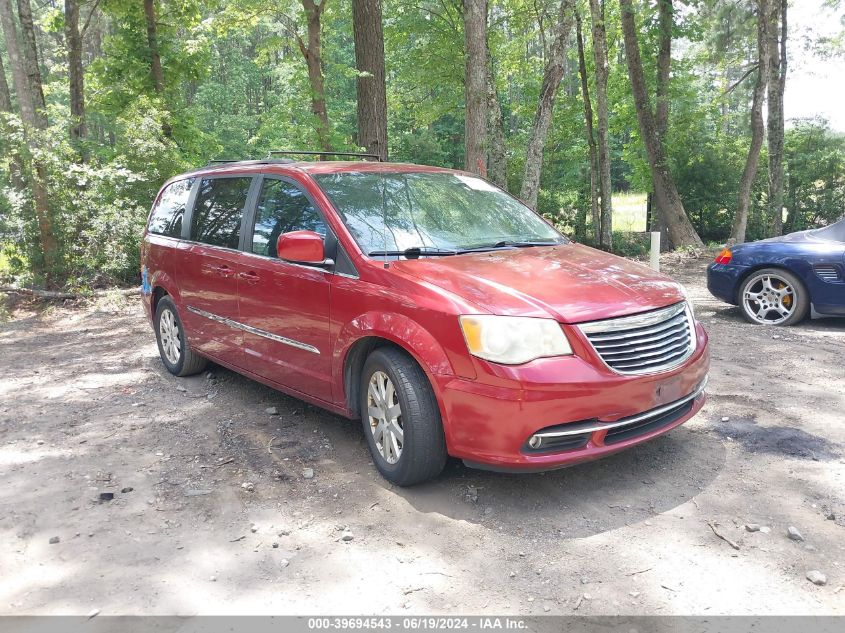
top-left (148, 178), bottom-right (194, 238)
top-left (190, 177), bottom-right (253, 249)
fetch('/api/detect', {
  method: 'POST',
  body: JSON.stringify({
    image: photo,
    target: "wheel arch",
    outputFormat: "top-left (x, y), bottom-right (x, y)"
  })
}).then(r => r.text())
top-left (343, 336), bottom-right (398, 418)
top-left (337, 311), bottom-right (456, 420)
top-left (733, 262), bottom-right (810, 304)
top-left (148, 268), bottom-right (182, 315)
top-left (342, 334), bottom-right (448, 420)
top-left (151, 285), bottom-right (169, 315)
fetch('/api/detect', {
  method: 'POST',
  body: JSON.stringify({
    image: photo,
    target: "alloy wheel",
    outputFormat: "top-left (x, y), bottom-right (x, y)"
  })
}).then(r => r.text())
top-left (159, 308), bottom-right (182, 364)
top-left (367, 370), bottom-right (404, 464)
top-left (742, 273), bottom-right (797, 325)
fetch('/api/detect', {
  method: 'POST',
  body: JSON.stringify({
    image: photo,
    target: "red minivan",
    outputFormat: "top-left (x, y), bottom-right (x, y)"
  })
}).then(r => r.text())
top-left (141, 156), bottom-right (709, 485)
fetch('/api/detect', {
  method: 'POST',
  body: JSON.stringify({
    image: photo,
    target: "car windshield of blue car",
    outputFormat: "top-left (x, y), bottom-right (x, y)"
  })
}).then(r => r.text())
top-left (812, 217), bottom-right (845, 242)
top-left (313, 171), bottom-right (565, 256)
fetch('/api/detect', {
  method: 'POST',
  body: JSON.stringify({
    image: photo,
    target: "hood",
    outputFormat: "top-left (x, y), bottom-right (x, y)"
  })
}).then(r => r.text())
top-left (392, 243), bottom-right (685, 323)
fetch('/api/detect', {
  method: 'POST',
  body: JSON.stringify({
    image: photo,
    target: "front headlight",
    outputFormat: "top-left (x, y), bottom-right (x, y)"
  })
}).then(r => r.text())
top-left (459, 315), bottom-right (573, 365)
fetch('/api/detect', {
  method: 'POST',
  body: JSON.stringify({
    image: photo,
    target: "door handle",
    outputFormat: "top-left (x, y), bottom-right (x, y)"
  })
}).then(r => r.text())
top-left (238, 271), bottom-right (260, 284)
top-left (214, 265), bottom-right (234, 277)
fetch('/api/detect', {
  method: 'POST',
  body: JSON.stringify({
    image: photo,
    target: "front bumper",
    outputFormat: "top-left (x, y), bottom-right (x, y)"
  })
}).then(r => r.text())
top-left (434, 323), bottom-right (710, 471)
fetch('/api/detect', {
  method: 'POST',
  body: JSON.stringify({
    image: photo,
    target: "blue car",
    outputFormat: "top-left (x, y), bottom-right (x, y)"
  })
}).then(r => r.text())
top-left (707, 218), bottom-right (845, 326)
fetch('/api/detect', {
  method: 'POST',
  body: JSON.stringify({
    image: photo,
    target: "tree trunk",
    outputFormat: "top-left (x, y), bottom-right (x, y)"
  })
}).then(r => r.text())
top-left (785, 169), bottom-right (798, 232)
top-left (65, 0), bottom-right (85, 144)
top-left (143, 0), bottom-right (164, 94)
top-left (486, 26), bottom-right (507, 188)
top-left (15, 0), bottom-right (45, 120)
top-left (0, 52), bottom-right (11, 112)
top-left (0, 48), bottom-right (25, 190)
top-left (352, 0), bottom-right (387, 160)
top-left (588, 0), bottom-right (613, 248)
top-left (731, 0), bottom-right (769, 244)
top-left (655, 0), bottom-right (671, 145)
top-left (766, 0), bottom-right (786, 236)
top-left (575, 8), bottom-right (599, 242)
top-left (519, 0), bottom-right (574, 210)
top-left (143, 0), bottom-right (170, 137)
top-left (618, 0), bottom-right (703, 248)
top-left (0, 1), bottom-right (34, 125)
top-left (1, 0), bottom-right (59, 281)
top-left (463, 0), bottom-right (487, 175)
top-left (649, 0), bottom-right (673, 243)
top-left (299, 0), bottom-right (332, 153)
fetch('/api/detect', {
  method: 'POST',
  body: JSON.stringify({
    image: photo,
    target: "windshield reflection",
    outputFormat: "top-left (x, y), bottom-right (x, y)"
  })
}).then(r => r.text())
top-left (313, 171), bottom-right (564, 256)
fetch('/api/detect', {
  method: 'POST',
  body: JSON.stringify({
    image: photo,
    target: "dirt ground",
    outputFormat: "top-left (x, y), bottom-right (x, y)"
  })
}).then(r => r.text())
top-left (1, 254), bottom-right (843, 616)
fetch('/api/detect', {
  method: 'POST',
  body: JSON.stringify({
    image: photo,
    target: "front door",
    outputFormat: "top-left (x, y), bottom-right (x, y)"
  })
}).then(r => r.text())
top-left (236, 176), bottom-right (334, 402)
top-left (177, 175), bottom-right (255, 361)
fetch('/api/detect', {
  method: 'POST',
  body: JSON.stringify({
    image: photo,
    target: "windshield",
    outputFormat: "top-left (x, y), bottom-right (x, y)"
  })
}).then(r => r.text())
top-left (313, 171), bottom-right (564, 255)
top-left (810, 217), bottom-right (845, 242)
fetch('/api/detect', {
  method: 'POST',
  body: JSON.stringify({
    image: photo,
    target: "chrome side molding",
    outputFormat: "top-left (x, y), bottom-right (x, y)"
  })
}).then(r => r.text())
top-left (187, 306), bottom-right (321, 355)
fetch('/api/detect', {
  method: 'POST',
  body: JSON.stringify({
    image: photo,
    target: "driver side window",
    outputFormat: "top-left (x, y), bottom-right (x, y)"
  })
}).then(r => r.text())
top-left (251, 178), bottom-right (326, 257)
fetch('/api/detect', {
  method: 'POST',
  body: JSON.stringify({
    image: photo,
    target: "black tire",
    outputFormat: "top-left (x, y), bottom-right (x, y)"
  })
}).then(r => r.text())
top-left (154, 296), bottom-right (208, 376)
top-left (360, 347), bottom-right (447, 486)
top-left (738, 267), bottom-right (809, 326)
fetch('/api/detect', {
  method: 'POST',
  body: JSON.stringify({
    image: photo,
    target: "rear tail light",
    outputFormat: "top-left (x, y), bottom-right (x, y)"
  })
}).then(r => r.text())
top-left (714, 248), bottom-right (733, 265)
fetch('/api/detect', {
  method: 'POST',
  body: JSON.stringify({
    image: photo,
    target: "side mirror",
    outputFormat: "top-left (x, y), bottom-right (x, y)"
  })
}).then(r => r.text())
top-left (276, 230), bottom-right (331, 266)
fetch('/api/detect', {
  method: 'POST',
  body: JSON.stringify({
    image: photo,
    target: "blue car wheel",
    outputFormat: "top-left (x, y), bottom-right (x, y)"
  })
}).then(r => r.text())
top-left (738, 268), bottom-right (809, 326)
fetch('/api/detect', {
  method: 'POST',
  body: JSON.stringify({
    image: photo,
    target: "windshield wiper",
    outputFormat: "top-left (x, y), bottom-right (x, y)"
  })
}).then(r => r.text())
top-left (461, 240), bottom-right (561, 252)
top-left (494, 240), bottom-right (560, 247)
top-left (367, 246), bottom-right (459, 259)
top-left (368, 241), bottom-right (561, 259)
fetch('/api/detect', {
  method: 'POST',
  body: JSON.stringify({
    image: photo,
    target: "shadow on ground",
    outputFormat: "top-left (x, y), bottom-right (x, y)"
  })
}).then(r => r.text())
top-left (710, 414), bottom-right (840, 461)
top-left (204, 360), bottom-right (728, 540)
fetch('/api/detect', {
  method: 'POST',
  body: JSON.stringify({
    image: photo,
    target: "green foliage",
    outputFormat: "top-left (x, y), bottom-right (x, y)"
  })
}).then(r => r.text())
top-left (610, 230), bottom-right (650, 259)
top-left (0, 0), bottom-right (844, 289)
top-left (2, 102), bottom-right (185, 288)
top-left (783, 118), bottom-right (845, 231)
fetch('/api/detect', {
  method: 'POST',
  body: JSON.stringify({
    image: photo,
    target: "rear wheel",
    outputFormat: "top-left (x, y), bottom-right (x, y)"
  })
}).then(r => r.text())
top-left (360, 347), bottom-right (447, 486)
top-left (154, 296), bottom-right (208, 376)
top-left (739, 268), bottom-right (808, 326)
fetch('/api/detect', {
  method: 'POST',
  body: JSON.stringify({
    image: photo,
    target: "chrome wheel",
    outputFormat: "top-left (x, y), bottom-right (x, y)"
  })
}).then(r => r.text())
top-left (367, 370), bottom-right (404, 465)
top-left (741, 273), bottom-right (796, 325)
top-left (159, 308), bottom-right (182, 365)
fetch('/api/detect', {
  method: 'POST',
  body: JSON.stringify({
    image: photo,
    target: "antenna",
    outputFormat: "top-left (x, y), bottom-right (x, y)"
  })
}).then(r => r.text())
top-left (266, 150), bottom-right (384, 162)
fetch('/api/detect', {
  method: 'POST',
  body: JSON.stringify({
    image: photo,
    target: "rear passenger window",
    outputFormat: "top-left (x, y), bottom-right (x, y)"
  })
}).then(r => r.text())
top-left (251, 179), bottom-right (326, 257)
top-left (148, 178), bottom-right (194, 238)
top-left (190, 177), bottom-right (253, 249)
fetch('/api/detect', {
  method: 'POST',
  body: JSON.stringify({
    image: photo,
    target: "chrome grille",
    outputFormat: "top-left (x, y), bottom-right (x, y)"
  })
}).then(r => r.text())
top-left (578, 302), bottom-right (695, 375)
top-left (814, 265), bottom-right (842, 282)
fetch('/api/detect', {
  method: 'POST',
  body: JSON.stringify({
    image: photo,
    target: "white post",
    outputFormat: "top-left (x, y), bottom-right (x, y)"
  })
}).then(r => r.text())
top-left (650, 231), bottom-right (661, 272)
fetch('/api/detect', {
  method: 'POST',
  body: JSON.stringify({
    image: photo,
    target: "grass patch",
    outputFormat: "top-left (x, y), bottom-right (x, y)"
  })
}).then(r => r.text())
top-left (582, 192), bottom-right (648, 237)
top-left (612, 192), bottom-right (647, 232)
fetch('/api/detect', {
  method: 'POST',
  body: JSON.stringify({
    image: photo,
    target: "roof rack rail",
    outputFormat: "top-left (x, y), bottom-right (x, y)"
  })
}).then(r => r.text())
top-left (266, 150), bottom-right (384, 162)
top-left (204, 158), bottom-right (296, 167)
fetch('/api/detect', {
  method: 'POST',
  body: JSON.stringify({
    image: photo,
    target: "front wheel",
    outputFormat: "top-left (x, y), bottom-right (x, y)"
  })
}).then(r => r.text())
top-left (739, 268), bottom-right (809, 326)
top-left (154, 296), bottom-right (208, 376)
top-left (360, 347), bottom-right (447, 486)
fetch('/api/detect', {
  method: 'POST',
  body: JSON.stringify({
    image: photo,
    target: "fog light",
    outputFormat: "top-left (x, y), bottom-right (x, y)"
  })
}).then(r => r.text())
top-left (528, 436), bottom-right (542, 449)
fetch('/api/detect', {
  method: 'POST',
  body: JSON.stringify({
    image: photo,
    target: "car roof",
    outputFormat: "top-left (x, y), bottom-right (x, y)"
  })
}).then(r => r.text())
top-left (293, 161), bottom-right (459, 175)
top-left (171, 160), bottom-right (465, 183)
